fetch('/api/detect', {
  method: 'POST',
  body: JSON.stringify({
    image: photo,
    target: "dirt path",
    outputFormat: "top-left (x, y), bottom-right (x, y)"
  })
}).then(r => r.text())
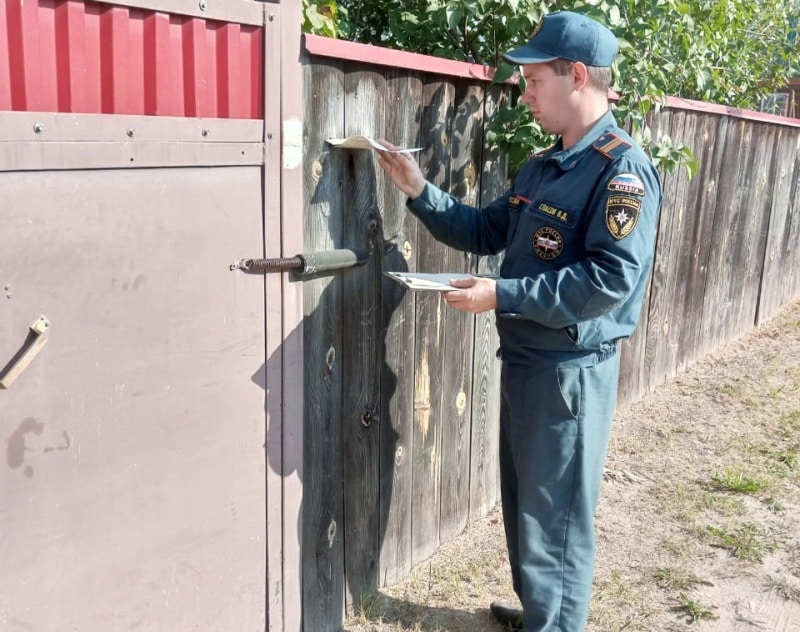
top-left (344, 299), bottom-right (800, 631)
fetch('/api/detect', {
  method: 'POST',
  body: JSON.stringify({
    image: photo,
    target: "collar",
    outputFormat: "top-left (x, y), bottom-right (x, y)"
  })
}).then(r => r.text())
top-left (543, 110), bottom-right (617, 171)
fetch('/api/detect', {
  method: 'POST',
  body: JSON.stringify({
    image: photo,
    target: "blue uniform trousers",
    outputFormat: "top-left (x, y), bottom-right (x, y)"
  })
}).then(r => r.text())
top-left (499, 346), bottom-right (619, 632)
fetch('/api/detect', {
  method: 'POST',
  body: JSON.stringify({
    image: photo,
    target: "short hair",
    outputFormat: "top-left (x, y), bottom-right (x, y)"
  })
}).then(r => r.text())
top-left (547, 59), bottom-right (612, 94)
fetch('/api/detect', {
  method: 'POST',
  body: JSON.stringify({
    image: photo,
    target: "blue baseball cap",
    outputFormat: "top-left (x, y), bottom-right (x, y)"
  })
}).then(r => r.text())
top-left (503, 11), bottom-right (618, 67)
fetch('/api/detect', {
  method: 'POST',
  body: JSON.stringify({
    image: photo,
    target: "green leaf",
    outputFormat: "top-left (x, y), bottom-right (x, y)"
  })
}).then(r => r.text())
top-left (329, 0), bottom-right (800, 180)
top-left (492, 61), bottom-right (517, 84)
top-left (446, 8), bottom-right (464, 30)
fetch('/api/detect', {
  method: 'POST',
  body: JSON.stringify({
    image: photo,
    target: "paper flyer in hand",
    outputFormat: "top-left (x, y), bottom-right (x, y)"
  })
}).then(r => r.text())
top-left (326, 136), bottom-right (422, 153)
top-left (384, 272), bottom-right (476, 291)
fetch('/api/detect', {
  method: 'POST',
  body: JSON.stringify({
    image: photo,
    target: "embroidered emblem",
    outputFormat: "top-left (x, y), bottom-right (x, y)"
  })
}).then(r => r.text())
top-left (509, 194), bottom-right (532, 208)
top-left (535, 201), bottom-right (572, 225)
top-left (608, 173), bottom-right (646, 196)
top-left (605, 196), bottom-right (642, 240)
top-left (533, 226), bottom-right (564, 260)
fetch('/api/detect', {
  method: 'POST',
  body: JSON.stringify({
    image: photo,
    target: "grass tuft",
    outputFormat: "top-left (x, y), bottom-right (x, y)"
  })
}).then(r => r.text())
top-left (705, 523), bottom-right (776, 562)
top-left (779, 409), bottom-right (800, 438)
top-left (672, 592), bottom-right (718, 623)
top-left (709, 468), bottom-right (770, 494)
top-left (652, 567), bottom-right (712, 591)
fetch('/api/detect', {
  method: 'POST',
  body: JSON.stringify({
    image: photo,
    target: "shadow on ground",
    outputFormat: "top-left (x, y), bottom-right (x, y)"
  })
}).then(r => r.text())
top-left (344, 593), bottom-right (506, 631)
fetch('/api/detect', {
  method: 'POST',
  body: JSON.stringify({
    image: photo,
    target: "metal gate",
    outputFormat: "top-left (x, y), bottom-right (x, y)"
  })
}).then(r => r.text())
top-left (0, 1), bottom-right (303, 630)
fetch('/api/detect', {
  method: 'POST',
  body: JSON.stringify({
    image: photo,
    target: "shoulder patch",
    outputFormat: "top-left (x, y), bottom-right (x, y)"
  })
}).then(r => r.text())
top-left (608, 172), bottom-right (646, 196)
top-left (593, 132), bottom-right (632, 160)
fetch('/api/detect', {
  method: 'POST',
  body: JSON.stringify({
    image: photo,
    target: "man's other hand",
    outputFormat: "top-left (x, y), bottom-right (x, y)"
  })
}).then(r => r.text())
top-left (443, 277), bottom-right (497, 314)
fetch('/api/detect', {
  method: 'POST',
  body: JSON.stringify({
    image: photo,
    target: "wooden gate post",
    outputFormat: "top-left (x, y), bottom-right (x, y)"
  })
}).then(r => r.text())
top-left (263, 1), bottom-right (305, 630)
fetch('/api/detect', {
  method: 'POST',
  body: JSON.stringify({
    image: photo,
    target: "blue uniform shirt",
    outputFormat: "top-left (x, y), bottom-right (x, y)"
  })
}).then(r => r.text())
top-left (406, 110), bottom-right (664, 364)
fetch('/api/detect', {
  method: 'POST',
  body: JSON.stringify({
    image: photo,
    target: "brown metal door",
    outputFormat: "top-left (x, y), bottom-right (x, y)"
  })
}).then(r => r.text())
top-left (1, 166), bottom-right (268, 630)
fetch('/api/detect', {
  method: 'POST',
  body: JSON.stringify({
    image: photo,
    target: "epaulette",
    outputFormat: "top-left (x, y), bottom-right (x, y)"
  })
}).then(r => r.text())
top-left (593, 132), bottom-right (632, 160)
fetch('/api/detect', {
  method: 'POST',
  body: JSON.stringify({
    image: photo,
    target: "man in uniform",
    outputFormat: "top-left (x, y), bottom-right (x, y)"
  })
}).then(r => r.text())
top-left (377, 10), bottom-right (663, 631)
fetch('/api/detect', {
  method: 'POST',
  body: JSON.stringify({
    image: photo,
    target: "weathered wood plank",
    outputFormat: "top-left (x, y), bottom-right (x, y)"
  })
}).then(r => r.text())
top-left (617, 273), bottom-right (653, 409)
top-left (700, 116), bottom-right (741, 356)
top-left (727, 122), bottom-right (775, 337)
top-left (340, 65), bottom-right (386, 610)
top-left (641, 109), bottom-right (683, 394)
top-left (785, 137), bottom-right (800, 302)
top-left (672, 113), bottom-right (723, 373)
top-left (657, 110), bottom-right (696, 383)
top-left (301, 60), bottom-right (347, 630)
top-left (438, 81), bottom-right (484, 545)
top-left (641, 109), bottom-right (714, 392)
top-left (378, 69), bottom-right (422, 587)
top-left (410, 76), bottom-right (456, 565)
top-left (470, 83), bottom-right (509, 518)
top-left (758, 127), bottom-right (799, 323)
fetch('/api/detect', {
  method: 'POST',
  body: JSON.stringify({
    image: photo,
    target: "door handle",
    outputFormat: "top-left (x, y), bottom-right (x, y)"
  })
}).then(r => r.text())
top-left (0, 315), bottom-right (50, 389)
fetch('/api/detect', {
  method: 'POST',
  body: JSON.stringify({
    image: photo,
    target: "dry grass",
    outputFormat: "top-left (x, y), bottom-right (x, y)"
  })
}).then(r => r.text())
top-left (344, 300), bottom-right (800, 631)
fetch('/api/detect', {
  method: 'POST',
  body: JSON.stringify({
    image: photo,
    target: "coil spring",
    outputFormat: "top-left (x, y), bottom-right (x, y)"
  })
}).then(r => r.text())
top-left (233, 257), bottom-right (304, 272)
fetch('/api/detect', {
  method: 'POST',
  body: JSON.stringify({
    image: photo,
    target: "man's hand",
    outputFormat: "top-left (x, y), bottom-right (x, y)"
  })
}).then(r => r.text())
top-left (376, 139), bottom-right (426, 199)
top-left (442, 277), bottom-right (497, 314)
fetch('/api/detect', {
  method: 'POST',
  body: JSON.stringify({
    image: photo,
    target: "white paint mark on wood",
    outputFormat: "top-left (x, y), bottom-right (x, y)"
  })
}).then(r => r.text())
top-left (283, 118), bottom-right (303, 170)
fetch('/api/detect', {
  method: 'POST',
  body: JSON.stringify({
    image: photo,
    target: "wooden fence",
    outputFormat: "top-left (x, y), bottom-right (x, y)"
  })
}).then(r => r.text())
top-left (300, 37), bottom-right (800, 630)
top-left (301, 44), bottom-right (509, 627)
top-left (619, 104), bottom-right (800, 405)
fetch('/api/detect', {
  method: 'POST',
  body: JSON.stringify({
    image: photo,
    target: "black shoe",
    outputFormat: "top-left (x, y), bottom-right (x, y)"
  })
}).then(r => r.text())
top-left (490, 601), bottom-right (524, 631)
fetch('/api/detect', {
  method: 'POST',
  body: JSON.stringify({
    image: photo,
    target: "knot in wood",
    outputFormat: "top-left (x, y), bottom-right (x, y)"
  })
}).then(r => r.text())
top-left (367, 217), bottom-right (380, 236)
top-left (325, 346), bottom-right (336, 373)
top-left (464, 162), bottom-right (477, 189)
top-left (456, 391), bottom-right (467, 415)
top-left (327, 520), bottom-right (337, 548)
top-left (361, 409), bottom-right (375, 427)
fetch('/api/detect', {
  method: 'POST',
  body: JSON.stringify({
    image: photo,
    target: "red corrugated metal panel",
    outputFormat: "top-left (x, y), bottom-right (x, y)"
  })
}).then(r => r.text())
top-left (1, 0), bottom-right (263, 118)
top-left (0, 1), bottom-right (12, 110)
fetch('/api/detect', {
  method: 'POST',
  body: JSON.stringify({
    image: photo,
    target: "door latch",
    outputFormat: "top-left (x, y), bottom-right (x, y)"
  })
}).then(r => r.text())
top-left (0, 315), bottom-right (50, 389)
top-left (229, 249), bottom-right (368, 277)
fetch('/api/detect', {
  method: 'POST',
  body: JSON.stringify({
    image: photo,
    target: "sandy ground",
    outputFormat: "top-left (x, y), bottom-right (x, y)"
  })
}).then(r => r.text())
top-left (344, 299), bottom-right (800, 631)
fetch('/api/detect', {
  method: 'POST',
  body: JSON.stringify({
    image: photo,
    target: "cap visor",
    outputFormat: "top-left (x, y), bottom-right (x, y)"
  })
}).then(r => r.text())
top-left (502, 45), bottom-right (558, 65)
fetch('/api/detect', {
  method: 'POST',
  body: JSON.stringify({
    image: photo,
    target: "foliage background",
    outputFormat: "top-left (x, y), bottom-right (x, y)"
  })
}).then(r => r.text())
top-left (303, 0), bottom-right (799, 175)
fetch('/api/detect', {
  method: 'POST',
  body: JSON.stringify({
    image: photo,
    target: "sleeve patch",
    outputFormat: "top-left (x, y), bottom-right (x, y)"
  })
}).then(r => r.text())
top-left (605, 196), bottom-right (641, 240)
top-left (608, 173), bottom-right (646, 196)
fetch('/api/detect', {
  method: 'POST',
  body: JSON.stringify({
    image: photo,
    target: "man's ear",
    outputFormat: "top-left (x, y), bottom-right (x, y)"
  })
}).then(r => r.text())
top-left (572, 62), bottom-right (589, 90)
